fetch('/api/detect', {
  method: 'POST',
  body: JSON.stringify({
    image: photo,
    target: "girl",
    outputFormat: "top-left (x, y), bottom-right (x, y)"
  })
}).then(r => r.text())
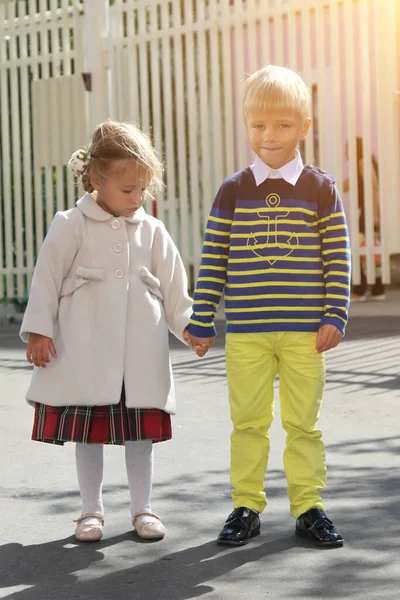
top-left (20, 121), bottom-right (193, 542)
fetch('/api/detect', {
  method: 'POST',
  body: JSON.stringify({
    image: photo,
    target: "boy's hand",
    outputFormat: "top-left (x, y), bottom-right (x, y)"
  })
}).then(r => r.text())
top-left (183, 329), bottom-right (215, 357)
top-left (316, 324), bottom-right (342, 353)
top-left (26, 333), bottom-right (57, 368)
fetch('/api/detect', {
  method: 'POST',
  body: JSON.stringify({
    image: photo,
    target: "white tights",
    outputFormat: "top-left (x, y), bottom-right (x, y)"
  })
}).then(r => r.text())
top-left (75, 440), bottom-right (154, 518)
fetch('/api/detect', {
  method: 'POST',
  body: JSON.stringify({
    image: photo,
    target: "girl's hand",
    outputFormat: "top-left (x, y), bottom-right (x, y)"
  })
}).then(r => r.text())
top-left (26, 333), bottom-right (57, 368)
top-left (316, 324), bottom-right (342, 353)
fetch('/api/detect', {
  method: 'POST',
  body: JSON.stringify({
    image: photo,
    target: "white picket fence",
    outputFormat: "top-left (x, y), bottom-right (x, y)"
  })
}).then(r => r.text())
top-left (1, 0), bottom-right (400, 301)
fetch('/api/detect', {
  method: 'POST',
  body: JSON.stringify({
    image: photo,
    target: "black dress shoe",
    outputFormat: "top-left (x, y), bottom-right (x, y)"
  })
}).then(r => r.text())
top-left (296, 508), bottom-right (343, 547)
top-left (217, 507), bottom-right (261, 546)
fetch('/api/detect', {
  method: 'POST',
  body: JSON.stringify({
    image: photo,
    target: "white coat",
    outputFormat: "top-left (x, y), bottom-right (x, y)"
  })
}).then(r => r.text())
top-left (20, 193), bottom-right (193, 414)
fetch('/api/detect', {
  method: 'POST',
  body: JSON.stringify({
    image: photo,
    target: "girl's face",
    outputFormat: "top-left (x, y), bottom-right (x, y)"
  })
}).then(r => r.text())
top-left (90, 159), bottom-right (150, 217)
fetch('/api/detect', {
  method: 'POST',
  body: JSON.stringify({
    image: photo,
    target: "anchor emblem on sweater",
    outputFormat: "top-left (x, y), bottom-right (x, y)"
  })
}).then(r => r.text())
top-left (247, 193), bottom-right (299, 265)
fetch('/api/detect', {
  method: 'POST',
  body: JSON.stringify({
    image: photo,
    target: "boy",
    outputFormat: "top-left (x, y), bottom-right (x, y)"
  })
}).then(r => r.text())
top-left (187, 65), bottom-right (350, 547)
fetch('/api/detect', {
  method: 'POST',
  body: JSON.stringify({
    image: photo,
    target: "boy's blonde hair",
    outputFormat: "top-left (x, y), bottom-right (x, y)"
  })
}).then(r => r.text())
top-left (83, 120), bottom-right (163, 198)
top-left (243, 65), bottom-right (311, 121)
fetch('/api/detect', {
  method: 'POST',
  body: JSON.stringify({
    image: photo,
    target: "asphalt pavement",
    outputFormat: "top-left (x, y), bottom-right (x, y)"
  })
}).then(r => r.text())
top-left (0, 291), bottom-right (399, 599)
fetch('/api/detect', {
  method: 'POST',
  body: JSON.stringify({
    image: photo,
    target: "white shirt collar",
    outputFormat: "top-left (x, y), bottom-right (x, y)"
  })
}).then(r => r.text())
top-left (251, 151), bottom-right (304, 187)
top-left (77, 192), bottom-right (146, 223)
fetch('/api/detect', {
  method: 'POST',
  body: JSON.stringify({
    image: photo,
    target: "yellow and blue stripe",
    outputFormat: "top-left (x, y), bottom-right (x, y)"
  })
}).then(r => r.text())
top-left (188, 166), bottom-right (351, 337)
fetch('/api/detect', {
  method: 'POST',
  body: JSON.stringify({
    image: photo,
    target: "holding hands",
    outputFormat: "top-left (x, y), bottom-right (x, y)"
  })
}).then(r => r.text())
top-left (183, 329), bottom-right (215, 357)
top-left (27, 333), bottom-right (57, 368)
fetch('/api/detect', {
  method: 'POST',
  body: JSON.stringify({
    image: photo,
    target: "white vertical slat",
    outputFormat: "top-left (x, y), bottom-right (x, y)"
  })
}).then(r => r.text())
top-left (330, 1), bottom-right (343, 197)
top-left (72, 0), bottom-right (89, 134)
top-left (43, 86), bottom-right (54, 232)
top-left (359, 0), bottom-right (375, 284)
top-left (48, 0), bottom-right (64, 214)
top-left (246, 0), bottom-right (258, 74)
top-left (61, 0), bottom-right (72, 76)
top-left (67, 0), bottom-right (83, 203)
top-left (38, 0), bottom-right (53, 233)
top-left (233, 0), bottom-right (247, 170)
top-left (8, 2), bottom-right (25, 297)
top-left (29, 0), bottom-right (45, 254)
top-left (374, 0), bottom-right (399, 281)
top-left (315, 2), bottom-right (327, 169)
top-left (18, 0), bottom-right (34, 288)
top-left (60, 0), bottom-right (76, 211)
top-left (301, 6), bottom-right (314, 166)
top-left (287, 5), bottom-right (297, 70)
top-left (0, 2), bottom-right (3, 299)
top-left (149, 2), bottom-right (164, 221)
top-left (82, 0), bottom-right (110, 130)
top-left (209, 2), bottom-right (224, 193)
top-left (0, 3), bottom-right (10, 298)
top-left (184, 0), bottom-right (201, 272)
top-left (172, 0), bottom-right (190, 265)
top-left (71, 74), bottom-right (87, 202)
top-left (32, 82), bottom-right (47, 248)
top-left (59, 76), bottom-right (72, 159)
top-left (107, 5), bottom-right (117, 120)
top-left (343, 0), bottom-right (360, 283)
top-left (221, 1), bottom-right (235, 182)
top-left (137, 2), bottom-right (150, 133)
top-left (126, 0), bottom-right (140, 125)
top-left (196, 0), bottom-right (212, 222)
top-left (49, 0), bottom-right (61, 77)
top-left (54, 83), bottom-right (65, 213)
top-left (260, 1), bottom-right (271, 66)
top-left (112, 0), bottom-right (125, 120)
top-left (373, 0), bottom-right (388, 283)
top-left (273, 10), bottom-right (284, 66)
top-left (160, 0), bottom-right (177, 238)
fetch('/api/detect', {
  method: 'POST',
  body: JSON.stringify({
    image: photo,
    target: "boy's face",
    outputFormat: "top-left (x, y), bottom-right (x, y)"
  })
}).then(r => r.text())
top-left (246, 108), bottom-right (311, 169)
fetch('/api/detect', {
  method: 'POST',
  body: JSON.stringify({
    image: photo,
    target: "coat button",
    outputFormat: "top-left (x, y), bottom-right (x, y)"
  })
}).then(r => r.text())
top-left (113, 244), bottom-right (123, 253)
top-left (114, 269), bottom-right (124, 279)
top-left (111, 219), bottom-right (120, 229)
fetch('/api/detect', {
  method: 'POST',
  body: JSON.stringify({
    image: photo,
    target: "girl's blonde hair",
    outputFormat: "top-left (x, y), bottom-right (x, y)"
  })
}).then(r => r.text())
top-left (82, 120), bottom-right (163, 198)
top-left (243, 65), bottom-right (311, 121)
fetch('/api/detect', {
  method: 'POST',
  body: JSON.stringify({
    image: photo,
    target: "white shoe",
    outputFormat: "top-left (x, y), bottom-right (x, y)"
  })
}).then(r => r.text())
top-left (133, 511), bottom-right (166, 540)
top-left (74, 514), bottom-right (104, 542)
top-left (370, 294), bottom-right (386, 301)
top-left (351, 294), bottom-right (367, 302)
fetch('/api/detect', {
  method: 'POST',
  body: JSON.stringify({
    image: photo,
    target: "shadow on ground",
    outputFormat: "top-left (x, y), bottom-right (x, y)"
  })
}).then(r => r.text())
top-left (2, 313), bottom-right (400, 356)
top-left (1, 435), bottom-right (399, 600)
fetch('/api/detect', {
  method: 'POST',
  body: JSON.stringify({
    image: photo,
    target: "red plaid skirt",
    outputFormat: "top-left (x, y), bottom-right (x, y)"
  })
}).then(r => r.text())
top-left (31, 385), bottom-right (172, 445)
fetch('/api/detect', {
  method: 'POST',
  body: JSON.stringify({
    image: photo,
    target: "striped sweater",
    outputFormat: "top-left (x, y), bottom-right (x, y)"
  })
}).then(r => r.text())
top-left (188, 165), bottom-right (351, 337)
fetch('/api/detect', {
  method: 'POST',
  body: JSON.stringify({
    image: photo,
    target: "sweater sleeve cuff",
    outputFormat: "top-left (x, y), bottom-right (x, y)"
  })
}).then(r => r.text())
top-left (187, 322), bottom-right (217, 338)
top-left (19, 319), bottom-right (54, 343)
top-left (320, 315), bottom-right (346, 335)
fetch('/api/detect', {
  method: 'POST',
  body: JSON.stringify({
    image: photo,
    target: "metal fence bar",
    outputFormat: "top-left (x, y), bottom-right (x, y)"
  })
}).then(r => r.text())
top-left (359, 0), bottom-right (375, 284)
top-left (301, 6), bottom-right (315, 166)
top-left (0, 3), bottom-right (8, 298)
top-left (18, 0), bottom-right (34, 290)
top-left (1, 0), bottom-right (399, 300)
top-left (172, 0), bottom-right (190, 267)
top-left (8, 2), bottom-right (25, 297)
top-left (184, 1), bottom-right (201, 273)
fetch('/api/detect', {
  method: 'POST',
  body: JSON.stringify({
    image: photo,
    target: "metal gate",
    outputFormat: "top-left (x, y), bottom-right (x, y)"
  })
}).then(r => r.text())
top-left (1, 0), bottom-right (399, 301)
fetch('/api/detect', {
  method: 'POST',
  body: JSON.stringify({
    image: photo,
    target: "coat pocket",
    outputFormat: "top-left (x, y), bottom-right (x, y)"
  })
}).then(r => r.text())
top-left (139, 266), bottom-right (164, 301)
top-left (60, 266), bottom-right (105, 298)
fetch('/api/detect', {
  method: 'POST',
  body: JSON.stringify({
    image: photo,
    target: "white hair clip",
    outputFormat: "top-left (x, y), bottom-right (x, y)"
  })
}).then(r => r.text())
top-left (68, 149), bottom-right (91, 176)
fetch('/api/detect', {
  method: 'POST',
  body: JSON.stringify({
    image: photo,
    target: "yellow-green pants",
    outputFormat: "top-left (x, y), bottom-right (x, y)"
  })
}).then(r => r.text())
top-left (226, 331), bottom-right (326, 518)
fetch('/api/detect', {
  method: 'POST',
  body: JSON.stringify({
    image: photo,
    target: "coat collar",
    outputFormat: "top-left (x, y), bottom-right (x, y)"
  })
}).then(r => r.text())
top-left (77, 192), bottom-right (146, 224)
